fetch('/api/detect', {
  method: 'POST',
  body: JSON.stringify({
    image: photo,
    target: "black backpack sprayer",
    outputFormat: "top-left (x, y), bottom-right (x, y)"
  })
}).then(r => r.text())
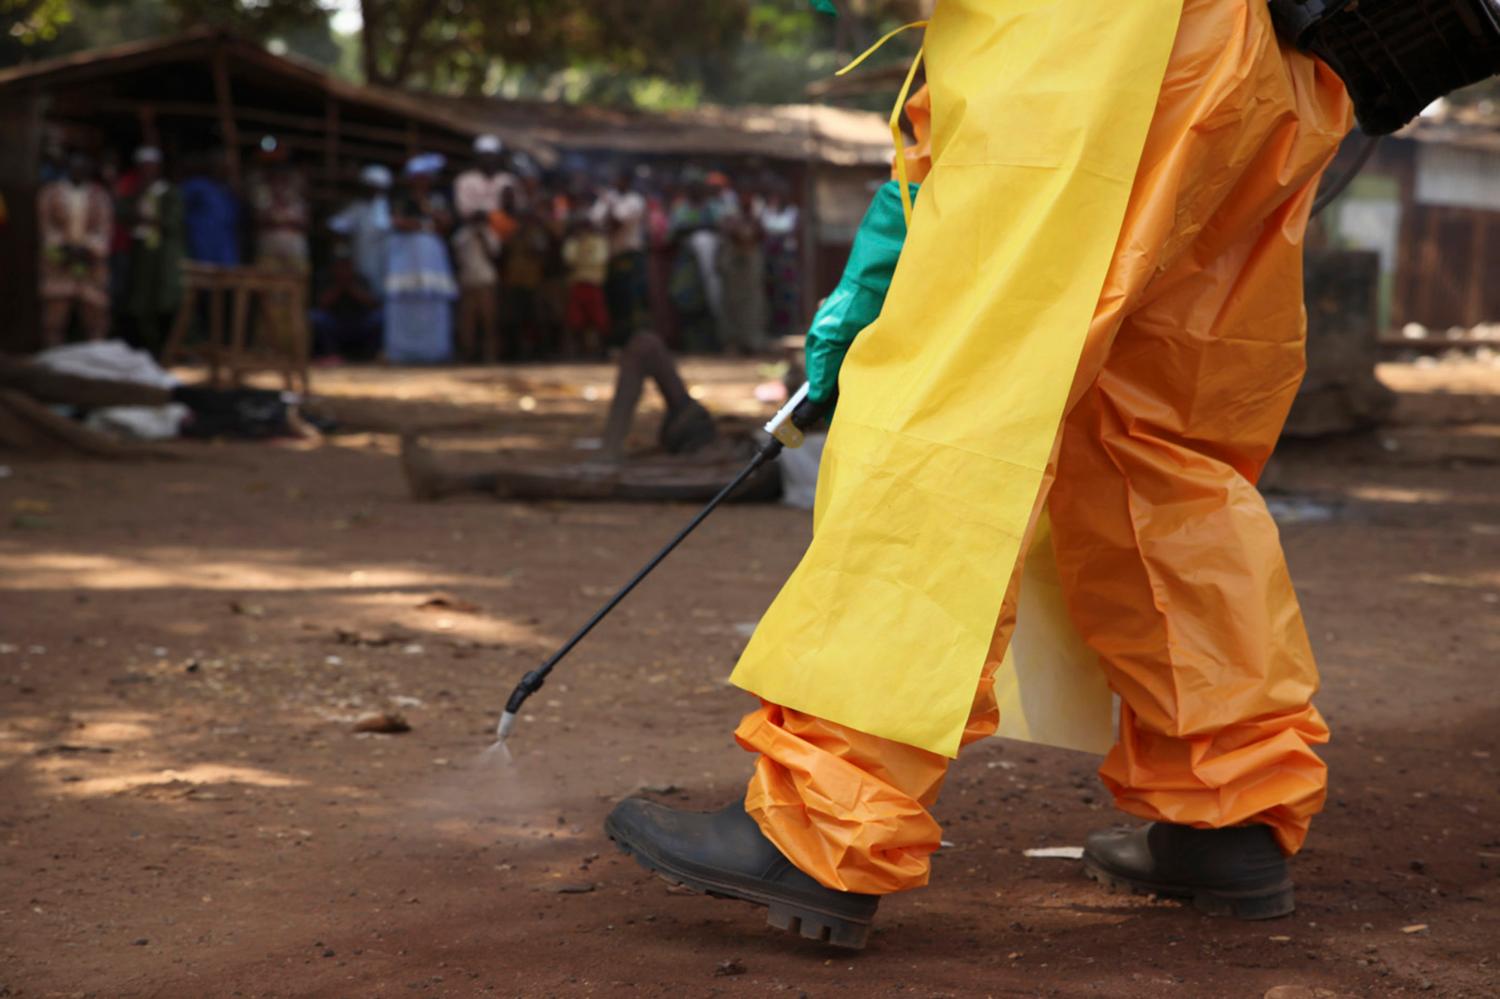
top-left (1269, 0), bottom-right (1500, 213)
top-left (1268, 0), bottom-right (1500, 135)
top-left (488, 384), bottom-right (829, 756)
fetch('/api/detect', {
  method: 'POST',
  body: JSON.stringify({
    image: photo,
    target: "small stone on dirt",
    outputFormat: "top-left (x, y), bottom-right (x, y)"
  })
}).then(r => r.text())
top-left (1401, 923), bottom-right (1429, 934)
top-left (549, 882), bottom-right (596, 894)
top-left (353, 712), bottom-right (411, 734)
top-left (335, 626), bottom-right (415, 648)
top-left (35, 744), bottom-right (113, 756)
top-left (418, 594), bottom-right (481, 614)
top-left (132, 938), bottom-right (149, 946)
top-left (714, 959), bottom-right (746, 977)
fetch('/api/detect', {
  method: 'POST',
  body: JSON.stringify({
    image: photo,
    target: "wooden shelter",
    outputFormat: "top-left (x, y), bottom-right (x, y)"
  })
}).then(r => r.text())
top-left (0, 30), bottom-right (519, 352)
top-left (1321, 107), bottom-right (1500, 334)
top-left (0, 31), bottom-right (894, 353)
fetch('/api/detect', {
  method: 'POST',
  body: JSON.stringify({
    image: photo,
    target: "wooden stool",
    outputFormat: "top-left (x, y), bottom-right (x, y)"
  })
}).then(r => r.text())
top-left (163, 262), bottom-right (310, 393)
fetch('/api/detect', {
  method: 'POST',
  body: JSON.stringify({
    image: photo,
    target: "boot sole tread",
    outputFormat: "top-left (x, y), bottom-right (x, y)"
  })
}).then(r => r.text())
top-left (1082, 857), bottom-right (1295, 920)
top-left (605, 817), bottom-right (873, 950)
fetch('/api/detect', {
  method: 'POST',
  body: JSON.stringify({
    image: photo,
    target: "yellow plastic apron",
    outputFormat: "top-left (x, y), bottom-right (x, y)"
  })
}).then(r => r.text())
top-left (732, 0), bottom-right (1184, 757)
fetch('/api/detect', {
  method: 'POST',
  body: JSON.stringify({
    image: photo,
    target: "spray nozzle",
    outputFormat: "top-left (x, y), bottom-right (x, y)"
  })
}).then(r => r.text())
top-left (495, 670), bottom-right (545, 743)
top-left (763, 383), bottom-right (834, 450)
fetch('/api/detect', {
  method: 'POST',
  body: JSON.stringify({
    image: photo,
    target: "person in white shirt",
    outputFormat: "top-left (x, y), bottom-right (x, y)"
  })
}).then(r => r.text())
top-left (451, 218), bottom-right (500, 363)
top-left (452, 134), bottom-right (518, 240)
top-left (38, 154), bottom-right (113, 346)
top-left (596, 170), bottom-right (648, 340)
top-left (328, 164), bottom-right (393, 297)
top-left (758, 179), bottom-right (802, 340)
top-left (451, 135), bottom-right (515, 362)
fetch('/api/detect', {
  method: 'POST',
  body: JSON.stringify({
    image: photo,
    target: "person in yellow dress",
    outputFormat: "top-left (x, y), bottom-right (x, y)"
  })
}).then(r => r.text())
top-left (607, 0), bottom-right (1355, 948)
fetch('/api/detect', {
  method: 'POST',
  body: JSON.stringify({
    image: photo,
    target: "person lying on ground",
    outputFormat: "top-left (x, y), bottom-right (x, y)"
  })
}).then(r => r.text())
top-left (0, 355), bottom-right (320, 448)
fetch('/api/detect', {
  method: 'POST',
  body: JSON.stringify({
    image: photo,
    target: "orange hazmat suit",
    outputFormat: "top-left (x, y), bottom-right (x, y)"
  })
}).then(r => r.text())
top-left (731, 0), bottom-right (1352, 894)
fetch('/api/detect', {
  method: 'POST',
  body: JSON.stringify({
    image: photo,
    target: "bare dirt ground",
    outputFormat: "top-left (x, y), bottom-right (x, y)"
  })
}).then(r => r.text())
top-left (1, 358), bottom-right (1497, 998)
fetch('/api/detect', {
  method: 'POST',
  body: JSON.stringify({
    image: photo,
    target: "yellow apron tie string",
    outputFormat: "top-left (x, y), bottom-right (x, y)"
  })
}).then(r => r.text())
top-left (835, 20), bottom-right (929, 228)
top-left (834, 19), bottom-right (927, 77)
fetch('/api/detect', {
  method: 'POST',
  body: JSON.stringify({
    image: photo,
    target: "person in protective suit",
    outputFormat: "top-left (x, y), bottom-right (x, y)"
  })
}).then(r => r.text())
top-left (606, 0), bottom-right (1354, 948)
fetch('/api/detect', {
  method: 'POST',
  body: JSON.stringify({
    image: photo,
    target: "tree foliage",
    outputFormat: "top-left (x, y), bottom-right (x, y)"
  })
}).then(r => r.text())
top-left (2, 0), bottom-right (336, 67)
top-left (355, 0), bottom-right (923, 104)
top-left (3, 0), bottom-right (76, 45)
top-left (3, 0), bottom-right (929, 109)
top-left (358, 1), bottom-right (752, 91)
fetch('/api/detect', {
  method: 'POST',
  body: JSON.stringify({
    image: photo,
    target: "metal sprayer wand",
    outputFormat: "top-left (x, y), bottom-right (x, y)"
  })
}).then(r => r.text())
top-left (493, 384), bottom-right (828, 745)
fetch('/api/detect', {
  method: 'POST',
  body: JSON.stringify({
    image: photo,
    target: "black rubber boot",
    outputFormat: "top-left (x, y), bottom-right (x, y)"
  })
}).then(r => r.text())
top-left (1083, 822), bottom-right (1295, 920)
top-left (605, 799), bottom-right (879, 949)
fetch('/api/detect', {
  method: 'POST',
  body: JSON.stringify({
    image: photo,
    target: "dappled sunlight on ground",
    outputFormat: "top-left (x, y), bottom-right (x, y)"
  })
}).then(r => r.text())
top-left (0, 548), bottom-right (507, 594)
top-left (1345, 484), bottom-right (1455, 504)
top-left (44, 762), bottom-right (309, 798)
top-left (1401, 568), bottom-right (1500, 590)
top-left (0, 358), bottom-right (1494, 997)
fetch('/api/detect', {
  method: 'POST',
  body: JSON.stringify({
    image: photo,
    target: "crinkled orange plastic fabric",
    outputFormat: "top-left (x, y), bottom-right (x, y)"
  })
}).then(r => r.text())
top-left (738, 0), bottom-right (1351, 895)
top-left (735, 0), bottom-right (1183, 759)
top-left (893, 84), bottom-right (933, 185)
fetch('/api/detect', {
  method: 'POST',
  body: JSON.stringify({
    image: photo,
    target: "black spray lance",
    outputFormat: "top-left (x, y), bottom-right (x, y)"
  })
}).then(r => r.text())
top-left (492, 383), bottom-right (830, 748)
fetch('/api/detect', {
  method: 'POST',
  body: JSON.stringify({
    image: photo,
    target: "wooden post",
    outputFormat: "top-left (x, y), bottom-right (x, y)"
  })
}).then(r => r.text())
top-left (137, 106), bottom-right (160, 149)
top-left (801, 105), bottom-right (822, 330)
top-left (324, 97), bottom-right (340, 185)
top-left (1415, 206), bottom-right (1442, 327)
top-left (0, 91), bottom-right (46, 351)
top-left (801, 162), bottom-right (820, 330)
top-left (227, 280), bottom-right (250, 387)
top-left (209, 274), bottom-right (228, 385)
top-left (1464, 211), bottom-right (1488, 329)
top-left (212, 44), bottom-right (242, 187)
top-left (1390, 142), bottom-right (1418, 329)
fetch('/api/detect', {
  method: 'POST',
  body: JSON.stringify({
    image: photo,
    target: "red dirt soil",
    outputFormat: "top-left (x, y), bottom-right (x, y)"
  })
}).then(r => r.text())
top-left (1, 359), bottom-right (1496, 998)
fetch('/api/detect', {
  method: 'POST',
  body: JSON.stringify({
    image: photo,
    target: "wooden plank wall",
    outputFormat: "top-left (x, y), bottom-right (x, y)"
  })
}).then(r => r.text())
top-left (1397, 205), bottom-right (1500, 331)
top-left (0, 92), bottom-right (44, 353)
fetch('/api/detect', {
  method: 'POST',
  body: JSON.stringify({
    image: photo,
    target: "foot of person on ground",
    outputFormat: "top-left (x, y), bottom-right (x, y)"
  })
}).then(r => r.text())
top-left (1082, 821), bottom-right (1295, 920)
top-left (605, 798), bottom-right (880, 950)
top-left (606, 800), bottom-right (1297, 948)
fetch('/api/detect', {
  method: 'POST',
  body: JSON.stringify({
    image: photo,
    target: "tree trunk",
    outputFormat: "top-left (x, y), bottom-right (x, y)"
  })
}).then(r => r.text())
top-left (359, 0), bottom-right (385, 83)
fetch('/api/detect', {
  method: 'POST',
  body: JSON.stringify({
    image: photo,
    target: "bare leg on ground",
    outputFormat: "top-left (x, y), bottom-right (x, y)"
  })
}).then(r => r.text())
top-left (600, 332), bottom-right (716, 461)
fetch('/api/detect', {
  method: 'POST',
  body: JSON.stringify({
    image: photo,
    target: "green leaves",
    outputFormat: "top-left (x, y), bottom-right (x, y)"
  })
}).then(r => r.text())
top-left (3, 0), bottom-right (76, 45)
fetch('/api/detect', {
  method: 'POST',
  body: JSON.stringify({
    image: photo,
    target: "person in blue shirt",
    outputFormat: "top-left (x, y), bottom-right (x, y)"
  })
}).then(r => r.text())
top-left (178, 151), bottom-right (241, 267)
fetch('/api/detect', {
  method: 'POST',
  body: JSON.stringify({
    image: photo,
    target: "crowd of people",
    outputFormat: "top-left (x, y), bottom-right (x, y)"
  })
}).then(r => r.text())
top-left (35, 133), bottom-right (805, 364)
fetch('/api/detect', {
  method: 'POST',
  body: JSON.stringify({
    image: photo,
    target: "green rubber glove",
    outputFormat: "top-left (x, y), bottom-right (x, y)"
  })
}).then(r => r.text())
top-left (805, 180), bottom-right (917, 406)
